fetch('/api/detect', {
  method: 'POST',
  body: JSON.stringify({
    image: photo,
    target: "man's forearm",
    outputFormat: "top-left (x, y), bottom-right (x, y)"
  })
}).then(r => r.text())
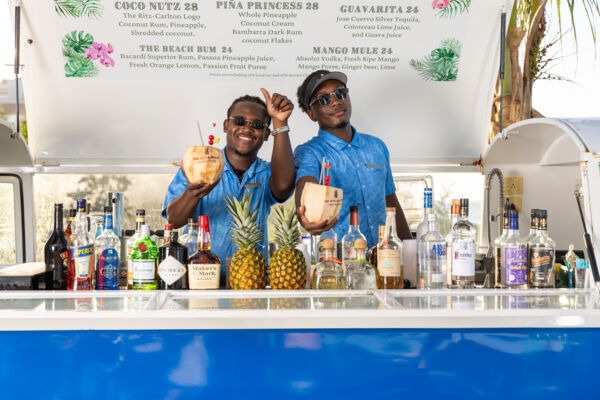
top-left (166, 188), bottom-right (200, 229)
top-left (269, 121), bottom-right (295, 200)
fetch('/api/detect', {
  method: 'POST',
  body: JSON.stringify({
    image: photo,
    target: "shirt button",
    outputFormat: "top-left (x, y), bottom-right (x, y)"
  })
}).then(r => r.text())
top-left (367, 205), bottom-right (370, 209)
top-left (347, 144), bottom-right (351, 148)
top-left (362, 184), bottom-right (366, 188)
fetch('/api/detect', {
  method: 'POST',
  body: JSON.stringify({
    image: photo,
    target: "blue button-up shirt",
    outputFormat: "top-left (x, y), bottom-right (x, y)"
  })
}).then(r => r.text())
top-left (294, 127), bottom-right (396, 248)
top-left (162, 149), bottom-right (280, 275)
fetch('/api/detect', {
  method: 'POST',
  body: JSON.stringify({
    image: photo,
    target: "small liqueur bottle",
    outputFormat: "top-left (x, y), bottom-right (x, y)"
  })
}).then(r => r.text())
top-left (342, 205), bottom-right (367, 267)
top-left (44, 203), bottom-right (68, 290)
top-left (158, 226), bottom-right (188, 290)
top-left (95, 206), bottom-right (120, 290)
top-left (345, 246), bottom-right (376, 290)
top-left (126, 209), bottom-right (145, 289)
top-left (445, 199), bottom-right (460, 287)
top-left (417, 213), bottom-right (446, 289)
top-left (180, 218), bottom-right (199, 257)
top-left (377, 207), bottom-right (404, 289)
top-left (188, 216), bottom-right (221, 289)
top-left (313, 238), bottom-right (344, 289)
top-left (67, 199), bottom-right (95, 291)
top-left (500, 210), bottom-right (528, 288)
top-left (416, 187), bottom-right (433, 240)
top-left (131, 224), bottom-right (158, 290)
top-left (450, 198), bottom-right (476, 288)
top-left (528, 209), bottom-right (556, 288)
top-left (494, 205), bottom-right (510, 288)
top-left (64, 208), bottom-right (77, 245)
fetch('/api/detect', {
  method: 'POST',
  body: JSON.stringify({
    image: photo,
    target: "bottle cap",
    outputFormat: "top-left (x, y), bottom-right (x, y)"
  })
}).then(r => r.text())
top-left (104, 206), bottom-right (112, 213)
top-left (349, 205), bottom-right (358, 213)
top-left (164, 223), bottom-right (173, 231)
top-left (188, 217), bottom-right (195, 224)
top-left (198, 215), bottom-right (210, 231)
top-left (76, 199), bottom-right (86, 212)
top-left (69, 209), bottom-right (77, 218)
top-left (386, 207), bottom-right (395, 213)
top-left (141, 224), bottom-right (151, 237)
top-left (460, 198), bottom-right (469, 208)
top-left (321, 238), bottom-right (335, 249)
top-left (136, 209), bottom-right (145, 216)
top-left (54, 203), bottom-right (63, 210)
top-left (540, 209), bottom-right (547, 218)
top-left (451, 199), bottom-right (460, 214)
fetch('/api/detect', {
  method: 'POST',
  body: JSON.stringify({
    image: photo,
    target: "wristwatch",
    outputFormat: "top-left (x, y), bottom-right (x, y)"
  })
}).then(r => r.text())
top-left (271, 125), bottom-right (290, 136)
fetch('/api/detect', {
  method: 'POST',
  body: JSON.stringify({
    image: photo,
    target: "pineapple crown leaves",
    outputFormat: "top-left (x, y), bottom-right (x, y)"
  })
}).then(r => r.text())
top-left (224, 191), bottom-right (263, 249)
top-left (272, 204), bottom-right (300, 250)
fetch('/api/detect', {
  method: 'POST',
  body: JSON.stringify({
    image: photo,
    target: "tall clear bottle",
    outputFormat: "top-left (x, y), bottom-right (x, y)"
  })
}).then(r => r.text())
top-left (377, 207), bottom-right (404, 289)
top-left (313, 239), bottom-right (344, 289)
top-left (131, 224), bottom-right (158, 290)
top-left (500, 210), bottom-right (528, 288)
top-left (342, 205), bottom-right (367, 267)
top-left (44, 204), bottom-right (68, 290)
top-left (67, 199), bottom-right (95, 291)
top-left (445, 199), bottom-right (460, 287)
top-left (450, 198), bottom-right (476, 289)
top-left (528, 209), bottom-right (555, 288)
top-left (180, 218), bottom-right (199, 256)
top-left (418, 213), bottom-right (446, 289)
top-left (494, 206), bottom-right (510, 288)
top-left (345, 247), bottom-right (376, 290)
top-left (95, 206), bottom-right (120, 290)
top-left (158, 225), bottom-right (188, 290)
top-left (416, 188), bottom-right (433, 240)
top-left (126, 209), bottom-right (145, 289)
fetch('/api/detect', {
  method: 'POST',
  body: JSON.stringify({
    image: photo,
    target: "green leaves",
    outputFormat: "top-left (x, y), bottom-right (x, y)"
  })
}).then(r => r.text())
top-left (64, 55), bottom-right (99, 78)
top-left (54, 0), bottom-right (104, 19)
top-left (62, 30), bottom-right (98, 78)
top-left (410, 39), bottom-right (462, 81)
top-left (436, 0), bottom-right (471, 18)
top-left (62, 30), bottom-right (94, 53)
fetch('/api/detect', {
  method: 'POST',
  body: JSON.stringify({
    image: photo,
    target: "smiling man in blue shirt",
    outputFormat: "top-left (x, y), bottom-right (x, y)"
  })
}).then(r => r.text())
top-left (294, 70), bottom-right (411, 247)
top-left (162, 90), bottom-right (295, 284)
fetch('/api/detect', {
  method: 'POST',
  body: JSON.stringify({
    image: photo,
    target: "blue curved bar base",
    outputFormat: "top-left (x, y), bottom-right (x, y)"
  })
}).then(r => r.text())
top-left (1, 328), bottom-right (597, 399)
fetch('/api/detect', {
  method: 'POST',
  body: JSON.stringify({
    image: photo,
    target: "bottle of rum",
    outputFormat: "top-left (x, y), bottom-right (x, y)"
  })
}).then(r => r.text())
top-left (345, 247), bottom-right (376, 289)
top-left (500, 210), bottom-right (528, 288)
top-left (64, 208), bottom-right (77, 245)
top-left (44, 203), bottom-right (68, 290)
top-left (417, 213), bottom-right (446, 289)
top-left (494, 205), bottom-right (510, 288)
top-left (377, 207), bottom-right (404, 289)
top-left (342, 205), bottom-right (367, 267)
top-left (126, 209), bottom-right (145, 289)
top-left (445, 199), bottom-right (460, 287)
top-left (416, 187), bottom-right (433, 240)
top-left (528, 209), bottom-right (555, 288)
top-left (450, 198), bottom-right (476, 288)
top-left (313, 238), bottom-right (344, 289)
top-left (180, 218), bottom-right (199, 256)
top-left (67, 199), bottom-right (95, 291)
top-left (95, 206), bottom-right (120, 290)
top-left (131, 224), bottom-right (158, 290)
top-left (158, 228), bottom-right (188, 290)
top-left (188, 216), bottom-right (221, 289)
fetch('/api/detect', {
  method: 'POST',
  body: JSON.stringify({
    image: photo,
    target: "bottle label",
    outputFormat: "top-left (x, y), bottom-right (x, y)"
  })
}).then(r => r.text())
top-left (188, 263), bottom-right (221, 289)
top-left (132, 259), bottom-right (156, 281)
top-left (71, 245), bottom-right (93, 280)
top-left (451, 240), bottom-right (475, 276)
top-left (529, 249), bottom-right (553, 284)
top-left (504, 246), bottom-right (527, 285)
top-left (158, 256), bottom-right (187, 286)
top-left (97, 248), bottom-right (118, 287)
top-left (377, 249), bottom-right (402, 277)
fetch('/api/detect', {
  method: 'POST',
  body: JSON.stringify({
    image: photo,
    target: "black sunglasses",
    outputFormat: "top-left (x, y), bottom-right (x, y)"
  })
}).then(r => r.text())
top-left (228, 116), bottom-right (268, 130)
top-left (309, 87), bottom-right (349, 107)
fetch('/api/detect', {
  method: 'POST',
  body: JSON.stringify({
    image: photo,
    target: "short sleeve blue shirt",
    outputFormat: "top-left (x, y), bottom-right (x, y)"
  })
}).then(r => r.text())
top-left (162, 149), bottom-right (280, 276)
top-left (294, 127), bottom-right (396, 248)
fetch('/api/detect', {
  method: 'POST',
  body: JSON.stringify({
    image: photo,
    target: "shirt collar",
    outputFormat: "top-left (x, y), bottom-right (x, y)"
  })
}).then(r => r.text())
top-left (318, 126), bottom-right (360, 150)
top-left (222, 147), bottom-right (267, 181)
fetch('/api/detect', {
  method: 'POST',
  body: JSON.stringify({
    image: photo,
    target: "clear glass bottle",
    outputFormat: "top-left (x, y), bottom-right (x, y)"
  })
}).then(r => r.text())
top-left (500, 210), bottom-right (528, 288)
top-left (445, 199), bottom-right (460, 287)
top-left (126, 209), bottom-right (145, 289)
top-left (494, 207), bottom-right (510, 288)
top-left (316, 229), bottom-right (338, 262)
top-left (342, 205), bottom-right (367, 268)
top-left (313, 240), bottom-right (344, 289)
top-left (188, 216), bottom-right (221, 289)
top-left (67, 199), bottom-right (95, 291)
top-left (44, 203), bottom-right (68, 290)
top-left (417, 213), bottom-right (446, 289)
top-left (377, 207), bottom-right (404, 289)
top-left (528, 209), bottom-right (555, 288)
top-left (416, 187), bottom-right (433, 240)
top-left (345, 247), bottom-right (377, 289)
top-left (131, 224), bottom-right (158, 290)
top-left (158, 227), bottom-right (188, 290)
top-left (450, 198), bottom-right (476, 288)
top-left (95, 206), bottom-right (120, 290)
top-left (180, 218), bottom-right (199, 256)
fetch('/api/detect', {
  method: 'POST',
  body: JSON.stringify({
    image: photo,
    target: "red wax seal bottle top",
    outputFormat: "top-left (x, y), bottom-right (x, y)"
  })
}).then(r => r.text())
top-left (198, 215), bottom-right (210, 232)
top-left (138, 242), bottom-right (147, 252)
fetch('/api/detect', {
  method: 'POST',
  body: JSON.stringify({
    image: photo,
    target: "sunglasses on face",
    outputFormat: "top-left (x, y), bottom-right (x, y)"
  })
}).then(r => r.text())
top-left (228, 116), bottom-right (268, 130)
top-left (309, 87), bottom-right (349, 107)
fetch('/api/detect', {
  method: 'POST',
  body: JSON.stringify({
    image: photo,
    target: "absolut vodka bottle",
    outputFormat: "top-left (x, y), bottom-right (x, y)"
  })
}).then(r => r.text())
top-left (500, 210), bottom-right (528, 288)
top-left (418, 213), bottom-right (446, 289)
top-left (450, 199), bottom-right (476, 288)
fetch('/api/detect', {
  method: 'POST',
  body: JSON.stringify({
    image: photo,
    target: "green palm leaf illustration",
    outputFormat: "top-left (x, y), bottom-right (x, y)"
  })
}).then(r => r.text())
top-left (440, 38), bottom-right (462, 57)
top-left (436, 0), bottom-right (471, 18)
top-left (54, 0), bottom-right (78, 17)
top-left (62, 31), bottom-right (94, 53)
top-left (54, 0), bottom-right (104, 19)
top-left (410, 38), bottom-right (462, 81)
top-left (64, 56), bottom-right (99, 78)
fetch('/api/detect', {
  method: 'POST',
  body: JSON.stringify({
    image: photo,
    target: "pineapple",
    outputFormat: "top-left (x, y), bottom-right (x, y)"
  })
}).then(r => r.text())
top-left (225, 192), bottom-right (267, 290)
top-left (269, 205), bottom-right (307, 290)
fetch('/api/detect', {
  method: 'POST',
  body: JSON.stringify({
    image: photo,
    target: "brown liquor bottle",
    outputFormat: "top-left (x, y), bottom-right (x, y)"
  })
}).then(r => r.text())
top-left (376, 208), bottom-right (404, 289)
top-left (188, 215), bottom-right (221, 289)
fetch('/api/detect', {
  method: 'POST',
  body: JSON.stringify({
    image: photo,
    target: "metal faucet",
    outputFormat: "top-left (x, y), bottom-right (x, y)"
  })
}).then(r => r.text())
top-left (485, 168), bottom-right (504, 258)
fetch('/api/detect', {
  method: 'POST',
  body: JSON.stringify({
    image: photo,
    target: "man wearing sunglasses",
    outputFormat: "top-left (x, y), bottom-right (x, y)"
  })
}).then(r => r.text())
top-left (162, 89), bottom-right (295, 284)
top-left (294, 70), bottom-right (411, 248)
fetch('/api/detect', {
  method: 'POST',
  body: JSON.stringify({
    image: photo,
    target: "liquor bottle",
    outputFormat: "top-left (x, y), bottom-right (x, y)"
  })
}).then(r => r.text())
top-left (163, 223), bottom-right (173, 245)
top-left (158, 228), bottom-right (188, 290)
top-left (188, 215), bottom-right (221, 289)
top-left (445, 199), bottom-right (460, 287)
top-left (450, 198), bottom-right (476, 288)
top-left (528, 209), bottom-right (555, 288)
top-left (65, 208), bottom-right (77, 244)
top-left (345, 246), bottom-right (376, 289)
top-left (416, 187), bottom-right (433, 240)
top-left (313, 238), bottom-right (344, 289)
top-left (417, 213), bottom-right (446, 289)
top-left (500, 210), bottom-right (528, 288)
top-left (126, 209), bottom-right (146, 289)
top-left (67, 199), bottom-right (95, 291)
top-left (44, 203), bottom-right (68, 290)
top-left (180, 218), bottom-right (199, 256)
top-left (131, 224), bottom-right (158, 290)
top-left (368, 226), bottom-right (386, 268)
top-left (316, 229), bottom-right (338, 262)
top-left (376, 207), bottom-right (404, 289)
top-left (95, 206), bottom-right (120, 290)
top-left (524, 209), bottom-right (540, 244)
top-left (494, 205), bottom-right (510, 288)
top-left (342, 205), bottom-right (367, 267)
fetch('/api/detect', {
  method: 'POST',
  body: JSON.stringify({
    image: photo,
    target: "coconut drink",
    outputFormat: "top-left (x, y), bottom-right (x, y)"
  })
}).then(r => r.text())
top-left (181, 121), bottom-right (224, 184)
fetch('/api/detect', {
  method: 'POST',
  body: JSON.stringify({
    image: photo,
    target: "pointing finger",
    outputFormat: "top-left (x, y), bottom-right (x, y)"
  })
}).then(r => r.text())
top-left (260, 88), bottom-right (272, 106)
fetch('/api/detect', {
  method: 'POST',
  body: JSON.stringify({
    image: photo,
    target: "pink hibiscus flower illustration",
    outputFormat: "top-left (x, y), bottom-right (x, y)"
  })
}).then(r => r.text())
top-left (432, 0), bottom-right (450, 9)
